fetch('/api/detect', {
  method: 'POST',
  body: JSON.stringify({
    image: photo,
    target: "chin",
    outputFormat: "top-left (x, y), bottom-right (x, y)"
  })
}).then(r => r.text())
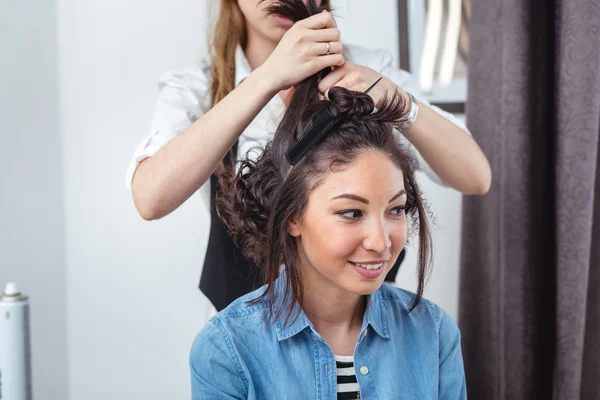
top-left (267, 30), bottom-right (286, 43)
top-left (346, 279), bottom-right (386, 296)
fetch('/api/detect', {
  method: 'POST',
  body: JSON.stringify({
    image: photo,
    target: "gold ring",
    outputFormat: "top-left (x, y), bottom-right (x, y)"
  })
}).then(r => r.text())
top-left (326, 42), bottom-right (331, 55)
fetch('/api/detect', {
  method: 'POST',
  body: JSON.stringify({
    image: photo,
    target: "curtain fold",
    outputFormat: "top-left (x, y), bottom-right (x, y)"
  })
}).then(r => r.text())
top-left (460, 0), bottom-right (600, 398)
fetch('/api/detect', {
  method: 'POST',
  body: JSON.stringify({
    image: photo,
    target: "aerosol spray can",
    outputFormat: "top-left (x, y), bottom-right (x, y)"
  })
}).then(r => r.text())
top-left (0, 282), bottom-right (32, 400)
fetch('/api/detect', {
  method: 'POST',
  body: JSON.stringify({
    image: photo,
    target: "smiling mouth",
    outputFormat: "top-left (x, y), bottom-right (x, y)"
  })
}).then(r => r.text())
top-left (349, 261), bottom-right (385, 270)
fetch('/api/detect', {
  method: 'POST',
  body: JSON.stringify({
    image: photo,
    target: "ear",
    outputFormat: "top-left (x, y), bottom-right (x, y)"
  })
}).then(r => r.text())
top-left (286, 217), bottom-right (301, 237)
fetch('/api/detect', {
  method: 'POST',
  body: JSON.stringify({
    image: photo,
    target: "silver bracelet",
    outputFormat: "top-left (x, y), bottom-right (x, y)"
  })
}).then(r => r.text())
top-left (398, 92), bottom-right (419, 131)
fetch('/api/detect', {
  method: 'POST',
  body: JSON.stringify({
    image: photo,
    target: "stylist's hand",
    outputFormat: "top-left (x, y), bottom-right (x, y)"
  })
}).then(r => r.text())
top-left (318, 62), bottom-right (408, 108)
top-left (259, 10), bottom-right (345, 91)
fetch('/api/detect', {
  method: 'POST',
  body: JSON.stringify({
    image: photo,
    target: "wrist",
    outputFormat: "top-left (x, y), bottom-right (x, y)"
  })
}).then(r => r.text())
top-left (398, 92), bottom-right (419, 131)
top-left (250, 64), bottom-right (282, 97)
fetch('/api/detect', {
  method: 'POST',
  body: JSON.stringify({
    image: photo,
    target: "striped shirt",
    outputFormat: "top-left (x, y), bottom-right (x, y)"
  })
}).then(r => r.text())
top-left (335, 355), bottom-right (361, 400)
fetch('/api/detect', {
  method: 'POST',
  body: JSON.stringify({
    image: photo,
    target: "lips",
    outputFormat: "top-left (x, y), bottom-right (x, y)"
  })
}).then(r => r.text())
top-left (273, 14), bottom-right (294, 28)
top-left (350, 261), bottom-right (384, 270)
top-left (349, 260), bottom-right (387, 280)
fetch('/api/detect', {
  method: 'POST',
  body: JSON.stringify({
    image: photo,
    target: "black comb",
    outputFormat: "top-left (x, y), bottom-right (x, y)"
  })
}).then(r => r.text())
top-left (285, 112), bottom-right (342, 166)
top-left (284, 77), bottom-right (383, 166)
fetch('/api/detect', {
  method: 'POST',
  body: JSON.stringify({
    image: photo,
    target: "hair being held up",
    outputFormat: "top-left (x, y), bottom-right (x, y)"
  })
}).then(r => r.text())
top-left (217, 0), bottom-right (431, 324)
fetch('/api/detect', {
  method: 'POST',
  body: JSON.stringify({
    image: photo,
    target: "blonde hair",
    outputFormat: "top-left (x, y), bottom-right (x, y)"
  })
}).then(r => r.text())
top-left (209, 0), bottom-right (331, 171)
top-left (210, 0), bottom-right (247, 108)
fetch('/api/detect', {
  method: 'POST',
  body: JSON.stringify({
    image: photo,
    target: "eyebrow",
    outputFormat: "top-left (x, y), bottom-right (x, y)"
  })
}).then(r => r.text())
top-left (330, 189), bottom-right (407, 205)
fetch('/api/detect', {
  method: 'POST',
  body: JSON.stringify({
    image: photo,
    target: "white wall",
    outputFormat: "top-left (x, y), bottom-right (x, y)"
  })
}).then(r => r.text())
top-left (2, 1), bottom-right (462, 399)
top-left (57, 0), bottom-right (214, 398)
top-left (0, 0), bottom-right (68, 399)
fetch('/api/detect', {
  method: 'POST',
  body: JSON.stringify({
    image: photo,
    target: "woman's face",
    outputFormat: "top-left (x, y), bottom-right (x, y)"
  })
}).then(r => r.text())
top-left (237, 0), bottom-right (310, 44)
top-left (288, 151), bottom-right (409, 296)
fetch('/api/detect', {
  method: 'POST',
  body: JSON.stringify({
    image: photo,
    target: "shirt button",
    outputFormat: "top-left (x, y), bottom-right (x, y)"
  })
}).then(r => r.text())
top-left (362, 329), bottom-right (368, 337)
top-left (360, 366), bottom-right (369, 375)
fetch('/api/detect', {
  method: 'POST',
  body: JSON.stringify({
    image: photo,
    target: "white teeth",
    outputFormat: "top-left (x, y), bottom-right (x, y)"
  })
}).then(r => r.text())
top-left (355, 262), bottom-right (383, 270)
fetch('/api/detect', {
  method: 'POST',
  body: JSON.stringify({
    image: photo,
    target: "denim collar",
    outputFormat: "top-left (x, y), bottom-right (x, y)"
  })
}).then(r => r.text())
top-left (272, 273), bottom-right (390, 341)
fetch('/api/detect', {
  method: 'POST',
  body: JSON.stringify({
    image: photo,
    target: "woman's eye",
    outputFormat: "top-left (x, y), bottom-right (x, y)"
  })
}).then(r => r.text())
top-left (337, 210), bottom-right (363, 219)
top-left (390, 206), bottom-right (406, 216)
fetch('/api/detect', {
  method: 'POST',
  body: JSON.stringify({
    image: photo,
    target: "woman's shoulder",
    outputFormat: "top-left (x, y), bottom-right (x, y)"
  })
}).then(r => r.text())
top-left (189, 287), bottom-right (270, 397)
top-left (378, 283), bottom-right (458, 334)
top-left (196, 286), bottom-right (272, 341)
top-left (156, 54), bottom-right (213, 92)
top-left (189, 286), bottom-right (275, 372)
top-left (218, 286), bottom-right (270, 318)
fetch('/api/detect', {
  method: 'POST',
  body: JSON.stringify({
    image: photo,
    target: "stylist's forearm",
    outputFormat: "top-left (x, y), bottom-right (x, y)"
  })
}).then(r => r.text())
top-left (402, 101), bottom-right (491, 195)
top-left (132, 66), bottom-right (279, 220)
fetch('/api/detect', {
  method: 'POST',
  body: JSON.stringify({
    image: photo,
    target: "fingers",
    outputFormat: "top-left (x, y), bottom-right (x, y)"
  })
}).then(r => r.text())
top-left (306, 27), bottom-right (341, 56)
top-left (300, 13), bottom-right (342, 58)
top-left (322, 70), bottom-right (375, 100)
top-left (311, 53), bottom-right (345, 73)
top-left (325, 10), bottom-right (337, 29)
top-left (317, 64), bottom-right (347, 93)
top-left (310, 41), bottom-right (343, 57)
top-left (309, 27), bottom-right (340, 43)
top-left (302, 10), bottom-right (337, 30)
top-left (322, 77), bottom-right (359, 100)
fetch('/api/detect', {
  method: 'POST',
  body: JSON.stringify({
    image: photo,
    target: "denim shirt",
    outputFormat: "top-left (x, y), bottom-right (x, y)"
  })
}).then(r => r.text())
top-left (189, 278), bottom-right (467, 399)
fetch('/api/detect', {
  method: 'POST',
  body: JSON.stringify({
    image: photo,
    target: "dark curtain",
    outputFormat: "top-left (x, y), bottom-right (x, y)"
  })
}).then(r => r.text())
top-left (460, 0), bottom-right (600, 399)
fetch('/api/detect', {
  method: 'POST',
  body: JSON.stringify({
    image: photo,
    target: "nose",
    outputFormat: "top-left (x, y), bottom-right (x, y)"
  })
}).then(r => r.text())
top-left (362, 216), bottom-right (392, 254)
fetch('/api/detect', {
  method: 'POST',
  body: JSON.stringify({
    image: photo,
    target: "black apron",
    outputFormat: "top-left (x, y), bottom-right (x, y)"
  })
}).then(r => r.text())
top-left (199, 144), bottom-right (406, 311)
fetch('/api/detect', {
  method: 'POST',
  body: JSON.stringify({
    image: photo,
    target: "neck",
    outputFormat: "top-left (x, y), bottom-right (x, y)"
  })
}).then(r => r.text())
top-left (243, 27), bottom-right (277, 71)
top-left (243, 26), bottom-right (294, 104)
top-left (301, 273), bottom-right (366, 339)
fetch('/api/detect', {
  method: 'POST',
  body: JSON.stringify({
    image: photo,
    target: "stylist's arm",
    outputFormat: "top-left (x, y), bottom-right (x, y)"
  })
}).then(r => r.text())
top-left (318, 62), bottom-right (491, 195)
top-left (132, 11), bottom-right (344, 220)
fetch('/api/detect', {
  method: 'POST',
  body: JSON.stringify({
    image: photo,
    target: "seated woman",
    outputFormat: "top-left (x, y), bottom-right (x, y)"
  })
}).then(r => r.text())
top-left (188, 43), bottom-right (467, 397)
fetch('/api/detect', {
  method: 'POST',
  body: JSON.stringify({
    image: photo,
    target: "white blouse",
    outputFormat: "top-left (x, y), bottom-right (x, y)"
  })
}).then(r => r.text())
top-left (126, 44), bottom-right (469, 211)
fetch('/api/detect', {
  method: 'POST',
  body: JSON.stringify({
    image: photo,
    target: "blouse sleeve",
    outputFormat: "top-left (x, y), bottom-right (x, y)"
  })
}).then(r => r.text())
top-left (125, 66), bottom-right (211, 189)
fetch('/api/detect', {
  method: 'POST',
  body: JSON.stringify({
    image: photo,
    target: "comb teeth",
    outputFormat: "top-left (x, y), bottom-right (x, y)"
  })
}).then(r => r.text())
top-left (285, 112), bottom-right (342, 166)
top-left (293, 108), bottom-right (331, 143)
